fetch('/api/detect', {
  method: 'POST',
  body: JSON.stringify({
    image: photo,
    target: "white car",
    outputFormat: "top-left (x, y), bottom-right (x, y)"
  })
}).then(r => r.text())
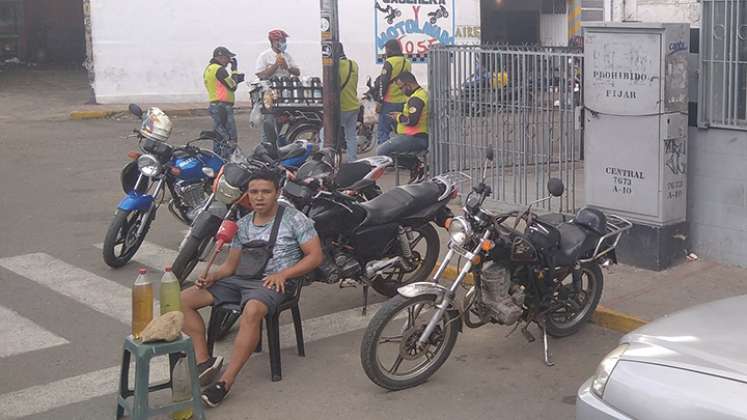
top-left (577, 295), bottom-right (747, 420)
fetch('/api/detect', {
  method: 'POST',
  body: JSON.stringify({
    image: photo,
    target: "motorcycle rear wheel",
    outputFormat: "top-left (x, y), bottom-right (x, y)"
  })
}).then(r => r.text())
top-left (102, 209), bottom-right (151, 268)
top-left (370, 223), bottom-right (439, 297)
top-left (172, 235), bottom-right (213, 287)
top-left (545, 263), bottom-right (604, 337)
top-left (360, 294), bottom-right (459, 391)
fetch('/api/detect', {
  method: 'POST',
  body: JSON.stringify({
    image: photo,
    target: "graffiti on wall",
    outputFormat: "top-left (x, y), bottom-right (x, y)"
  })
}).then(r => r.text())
top-left (374, 0), bottom-right (456, 63)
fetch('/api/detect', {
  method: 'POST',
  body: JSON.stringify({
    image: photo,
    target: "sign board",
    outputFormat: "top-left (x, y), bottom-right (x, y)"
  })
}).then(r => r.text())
top-left (373, 0), bottom-right (456, 63)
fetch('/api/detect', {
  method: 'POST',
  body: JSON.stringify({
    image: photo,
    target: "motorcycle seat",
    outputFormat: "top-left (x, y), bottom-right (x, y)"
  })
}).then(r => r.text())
top-left (556, 223), bottom-right (600, 264)
top-left (359, 181), bottom-right (442, 226)
top-left (278, 142), bottom-right (306, 161)
top-left (335, 161), bottom-right (371, 189)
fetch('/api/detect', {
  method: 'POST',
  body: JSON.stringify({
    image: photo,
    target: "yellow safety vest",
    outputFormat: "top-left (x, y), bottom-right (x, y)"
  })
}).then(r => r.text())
top-left (339, 58), bottom-right (360, 112)
top-left (397, 88), bottom-right (429, 136)
top-left (383, 56), bottom-right (412, 104)
top-left (204, 63), bottom-right (236, 104)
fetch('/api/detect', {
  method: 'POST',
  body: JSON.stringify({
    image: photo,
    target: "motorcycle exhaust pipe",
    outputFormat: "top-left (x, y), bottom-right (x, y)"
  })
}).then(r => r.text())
top-left (365, 257), bottom-right (402, 278)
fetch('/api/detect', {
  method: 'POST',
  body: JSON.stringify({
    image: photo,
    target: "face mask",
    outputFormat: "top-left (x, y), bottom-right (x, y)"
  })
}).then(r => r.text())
top-left (278, 42), bottom-right (287, 52)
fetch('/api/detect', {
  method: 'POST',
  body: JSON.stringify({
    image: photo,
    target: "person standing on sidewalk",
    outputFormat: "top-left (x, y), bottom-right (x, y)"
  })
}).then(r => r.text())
top-left (204, 46), bottom-right (245, 159)
top-left (376, 39), bottom-right (412, 144)
top-left (320, 43), bottom-right (360, 161)
top-left (255, 29), bottom-right (300, 144)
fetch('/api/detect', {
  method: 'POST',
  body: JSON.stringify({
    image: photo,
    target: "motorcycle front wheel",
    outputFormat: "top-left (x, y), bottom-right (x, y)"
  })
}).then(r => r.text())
top-left (172, 235), bottom-right (213, 287)
top-left (371, 223), bottom-right (439, 297)
top-left (360, 294), bottom-right (459, 391)
top-left (102, 208), bottom-right (152, 268)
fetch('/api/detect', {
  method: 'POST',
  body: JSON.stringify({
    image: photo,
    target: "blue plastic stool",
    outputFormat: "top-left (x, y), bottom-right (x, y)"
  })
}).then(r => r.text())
top-left (116, 334), bottom-right (206, 420)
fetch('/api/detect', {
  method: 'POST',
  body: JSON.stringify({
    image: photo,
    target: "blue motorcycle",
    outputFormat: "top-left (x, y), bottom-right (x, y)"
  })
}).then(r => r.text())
top-left (102, 104), bottom-right (225, 268)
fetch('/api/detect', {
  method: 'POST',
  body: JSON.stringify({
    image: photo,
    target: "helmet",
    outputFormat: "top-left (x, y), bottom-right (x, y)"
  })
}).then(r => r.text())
top-left (268, 29), bottom-right (289, 41)
top-left (139, 107), bottom-right (172, 142)
top-left (574, 207), bottom-right (608, 235)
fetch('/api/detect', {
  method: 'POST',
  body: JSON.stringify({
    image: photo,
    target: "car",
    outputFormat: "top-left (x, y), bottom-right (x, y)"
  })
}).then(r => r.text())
top-left (577, 295), bottom-right (747, 420)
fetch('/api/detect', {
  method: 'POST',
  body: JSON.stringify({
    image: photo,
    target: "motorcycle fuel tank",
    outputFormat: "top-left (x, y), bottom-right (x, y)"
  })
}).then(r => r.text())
top-left (308, 197), bottom-right (366, 237)
top-left (175, 153), bottom-right (224, 181)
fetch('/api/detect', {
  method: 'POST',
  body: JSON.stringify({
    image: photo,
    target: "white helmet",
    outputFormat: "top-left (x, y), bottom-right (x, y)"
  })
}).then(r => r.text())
top-left (139, 107), bottom-right (172, 142)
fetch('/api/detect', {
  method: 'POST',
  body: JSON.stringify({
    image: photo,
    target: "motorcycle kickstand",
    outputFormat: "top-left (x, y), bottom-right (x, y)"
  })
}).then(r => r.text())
top-left (539, 318), bottom-right (555, 367)
top-left (361, 284), bottom-right (369, 316)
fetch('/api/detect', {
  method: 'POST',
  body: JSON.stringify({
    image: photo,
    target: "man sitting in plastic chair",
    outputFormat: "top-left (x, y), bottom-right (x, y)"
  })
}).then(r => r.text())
top-left (180, 169), bottom-right (322, 408)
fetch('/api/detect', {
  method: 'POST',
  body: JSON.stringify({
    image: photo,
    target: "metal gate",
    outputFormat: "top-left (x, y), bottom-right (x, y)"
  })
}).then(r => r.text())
top-left (428, 45), bottom-right (583, 212)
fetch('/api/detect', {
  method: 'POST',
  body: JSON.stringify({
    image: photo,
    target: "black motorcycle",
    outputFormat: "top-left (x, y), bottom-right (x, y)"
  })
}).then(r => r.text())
top-left (284, 172), bottom-right (464, 308)
top-left (360, 150), bottom-right (632, 391)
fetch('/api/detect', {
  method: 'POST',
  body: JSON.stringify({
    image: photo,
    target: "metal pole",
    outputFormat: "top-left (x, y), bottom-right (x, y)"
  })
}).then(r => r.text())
top-left (320, 0), bottom-right (340, 152)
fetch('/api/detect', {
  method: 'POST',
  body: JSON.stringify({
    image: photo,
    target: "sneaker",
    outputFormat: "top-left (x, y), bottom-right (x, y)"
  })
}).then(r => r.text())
top-left (197, 356), bottom-right (223, 387)
top-left (201, 381), bottom-right (230, 408)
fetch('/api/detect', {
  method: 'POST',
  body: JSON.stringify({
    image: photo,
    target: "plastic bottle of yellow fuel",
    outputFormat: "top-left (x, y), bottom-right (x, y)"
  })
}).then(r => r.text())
top-left (132, 268), bottom-right (154, 340)
top-left (171, 356), bottom-right (193, 420)
top-left (159, 267), bottom-right (181, 315)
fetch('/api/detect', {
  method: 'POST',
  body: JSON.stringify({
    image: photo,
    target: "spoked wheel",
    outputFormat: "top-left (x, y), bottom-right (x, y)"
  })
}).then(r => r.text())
top-left (360, 294), bottom-right (459, 391)
top-left (102, 209), bottom-right (152, 268)
top-left (287, 124), bottom-right (320, 143)
top-left (370, 223), bottom-right (439, 297)
top-left (356, 122), bottom-right (376, 154)
top-left (545, 264), bottom-right (604, 337)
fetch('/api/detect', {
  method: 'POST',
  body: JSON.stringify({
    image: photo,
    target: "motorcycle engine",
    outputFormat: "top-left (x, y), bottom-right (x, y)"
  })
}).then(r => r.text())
top-left (175, 181), bottom-right (209, 210)
top-left (317, 247), bottom-right (362, 284)
top-left (479, 263), bottom-right (525, 325)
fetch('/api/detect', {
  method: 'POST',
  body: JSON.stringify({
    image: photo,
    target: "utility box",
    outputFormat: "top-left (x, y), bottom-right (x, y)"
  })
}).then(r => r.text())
top-left (583, 22), bottom-right (689, 270)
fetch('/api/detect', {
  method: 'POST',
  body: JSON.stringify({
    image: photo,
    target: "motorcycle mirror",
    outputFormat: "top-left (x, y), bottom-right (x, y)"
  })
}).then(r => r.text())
top-left (128, 104), bottom-right (143, 118)
top-left (486, 149), bottom-right (495, 162)
top-left (548, 178), bottom-right (564, 197)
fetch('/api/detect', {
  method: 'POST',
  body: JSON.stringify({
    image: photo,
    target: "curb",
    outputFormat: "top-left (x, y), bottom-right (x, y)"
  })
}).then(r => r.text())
top-left (439, 265), bottom-right (647, 334)
top-left (69, 106), bottom-right (251, 121)
top-left (70, 110), bottom-right (117, 120)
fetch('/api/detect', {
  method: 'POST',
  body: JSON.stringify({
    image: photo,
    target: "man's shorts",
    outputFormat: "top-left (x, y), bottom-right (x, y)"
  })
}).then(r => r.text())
top-left (207, 276), bottom-right (296, 314)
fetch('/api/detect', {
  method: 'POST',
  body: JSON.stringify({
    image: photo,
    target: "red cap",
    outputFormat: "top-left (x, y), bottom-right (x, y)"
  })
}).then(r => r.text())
top-left (268, 29), bottom-right (289, 41)
top-left (138, 268), bottom-right (147, 274)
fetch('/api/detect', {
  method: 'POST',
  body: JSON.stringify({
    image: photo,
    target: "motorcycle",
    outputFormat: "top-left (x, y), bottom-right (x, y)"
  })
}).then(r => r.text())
top-left (428, 5), bottom-right (449, 24)
top-left (249, 79), bottom-right (377, 156)
top-left (360, 150), bottom-right (632, 391)
top-left (286, 172), bottom-right (464, 311)
top-left (102, 105), bottom-right (225, 268)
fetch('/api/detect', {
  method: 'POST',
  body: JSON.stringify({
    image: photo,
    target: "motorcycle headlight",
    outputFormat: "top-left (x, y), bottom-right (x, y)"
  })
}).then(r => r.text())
top-left (448, 216), bottom-right (472, 247)
top-left (215, 176), bottom-right (242, 204)
top-left (591, 344), bottom-right (628, 398)
top-left (137, 154), bottom-right (161, 177)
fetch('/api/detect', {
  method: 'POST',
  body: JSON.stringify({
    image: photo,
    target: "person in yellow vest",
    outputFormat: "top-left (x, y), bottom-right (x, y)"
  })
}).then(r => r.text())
top-left (204, 46), bottom-right (245, 159)
top-left (376, 71), bottom-right (428, 164)
top-left (376, 39), bottom-right (412, 144)
top-left (320, 43), bottom-right (360, 161)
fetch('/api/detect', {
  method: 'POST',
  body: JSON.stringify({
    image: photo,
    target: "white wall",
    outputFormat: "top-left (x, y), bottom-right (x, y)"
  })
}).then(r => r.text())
top-left (608, 0), bottom-right (700, 26)
top-left (90, 0), bottom-right (480, 104)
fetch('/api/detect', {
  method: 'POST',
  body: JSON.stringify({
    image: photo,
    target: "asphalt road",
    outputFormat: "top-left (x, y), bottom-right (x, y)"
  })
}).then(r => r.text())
top-left (0, 114), bottom-right (621, 420)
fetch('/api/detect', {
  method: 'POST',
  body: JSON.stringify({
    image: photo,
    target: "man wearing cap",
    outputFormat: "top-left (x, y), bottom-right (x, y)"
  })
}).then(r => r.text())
top-left (204, 46), bottom-right (245, 159)
top-left (256, 30), bottom-right (300, 144)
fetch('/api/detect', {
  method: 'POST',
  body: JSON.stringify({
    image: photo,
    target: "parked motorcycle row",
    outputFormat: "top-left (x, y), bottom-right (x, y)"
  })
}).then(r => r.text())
top-left (105, 95), bottom-right (631, 393)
